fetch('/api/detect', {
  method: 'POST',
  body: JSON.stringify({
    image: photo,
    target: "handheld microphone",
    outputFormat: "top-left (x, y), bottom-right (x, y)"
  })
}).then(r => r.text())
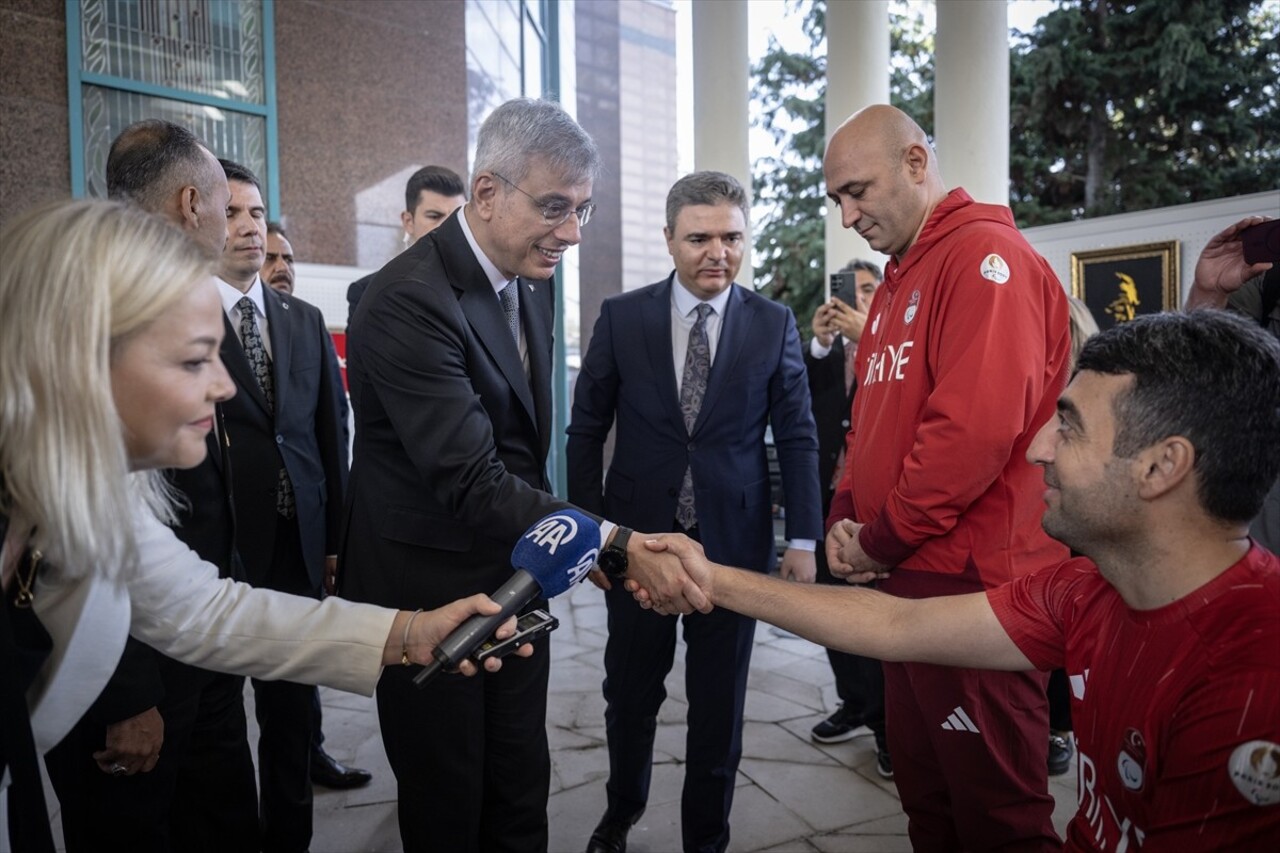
top-left (413, 509), bottom-right (600, 686)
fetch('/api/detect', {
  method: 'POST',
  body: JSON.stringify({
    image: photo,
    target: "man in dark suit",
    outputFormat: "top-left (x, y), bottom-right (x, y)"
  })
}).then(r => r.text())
top-left (566, 171), bottom-right (822, 853)
top-left (345, 164), bottom-right (466, 330)
top-left (215, 160), bottom-right (349, 853)
top-left (340, 98), bottom-right (696, 853)
top-left (44, 120), bottom-right (262, 853)
top-left (803, 259), bottom-right (891, 777)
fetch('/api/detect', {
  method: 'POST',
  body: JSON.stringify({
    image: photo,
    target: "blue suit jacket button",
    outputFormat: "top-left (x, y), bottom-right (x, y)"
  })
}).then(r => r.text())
top-left (276, 435), bottom-right (285, 444)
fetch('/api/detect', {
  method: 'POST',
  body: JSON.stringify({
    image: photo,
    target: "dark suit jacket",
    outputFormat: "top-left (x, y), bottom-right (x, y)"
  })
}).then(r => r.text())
top-left (86, 409), bottom-right (241, 726)
top-left (804, 336), bottom-right (857, 515)
top-left (346, 272), bottom-right (374, 332)
top-left (338, 211), bottom-right (587, 610)
top-left (566, 275), bottom-right (821, 571)
top-left (220, 284), bottom-right (348, 591)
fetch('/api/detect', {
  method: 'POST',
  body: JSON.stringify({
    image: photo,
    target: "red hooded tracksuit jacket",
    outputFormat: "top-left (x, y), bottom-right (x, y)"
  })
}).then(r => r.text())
top-left (829, 188), bottom-right (1071, 589)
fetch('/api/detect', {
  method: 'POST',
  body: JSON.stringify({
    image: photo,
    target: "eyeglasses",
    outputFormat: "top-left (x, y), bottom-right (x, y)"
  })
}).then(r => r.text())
top-left (492, 172), bottom-right (595, 228)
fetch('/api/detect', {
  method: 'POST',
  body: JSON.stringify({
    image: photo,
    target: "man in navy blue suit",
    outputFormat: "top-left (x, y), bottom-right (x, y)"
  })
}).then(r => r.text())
top-left (568, 171), bottom-right (822, 853)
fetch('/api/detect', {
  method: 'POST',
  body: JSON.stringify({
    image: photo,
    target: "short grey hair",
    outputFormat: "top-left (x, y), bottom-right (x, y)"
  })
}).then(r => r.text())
top-left (665, 171), bottom-right (749, 232)
top-left (840, 258), bottom-right (883, 280)
top-left (473, 98), bottom-right (601, 188)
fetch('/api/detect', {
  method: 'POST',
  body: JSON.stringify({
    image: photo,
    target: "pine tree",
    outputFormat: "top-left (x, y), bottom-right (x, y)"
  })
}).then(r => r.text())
top-left (752, 0), bottom-right (1279, 324)
top-left (1009, 0), bottom-right (1280, 224)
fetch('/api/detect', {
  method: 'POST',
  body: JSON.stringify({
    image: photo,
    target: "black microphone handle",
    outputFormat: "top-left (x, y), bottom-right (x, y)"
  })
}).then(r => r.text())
top-left (412, 569), bottom-right (540, 687)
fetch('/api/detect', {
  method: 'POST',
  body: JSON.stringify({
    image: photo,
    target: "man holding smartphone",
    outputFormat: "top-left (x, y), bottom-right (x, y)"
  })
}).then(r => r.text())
top-left (803, 260), bottom-right (892, 778)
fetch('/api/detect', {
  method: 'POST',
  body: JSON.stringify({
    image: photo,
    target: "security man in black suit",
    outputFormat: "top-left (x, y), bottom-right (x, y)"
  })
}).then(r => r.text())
top-left (216, 160), bottom-right (349, 853)
top-left (345, 164), bottom-right (466, 331)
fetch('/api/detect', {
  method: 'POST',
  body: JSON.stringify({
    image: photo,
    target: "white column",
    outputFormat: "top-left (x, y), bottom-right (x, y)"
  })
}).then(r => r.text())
top-left (824, 0), bottom-right (891, 279)
top-left (692, 0), bottom-right (752, 286)
top-left (934, 0), bottom-right (1009, 205)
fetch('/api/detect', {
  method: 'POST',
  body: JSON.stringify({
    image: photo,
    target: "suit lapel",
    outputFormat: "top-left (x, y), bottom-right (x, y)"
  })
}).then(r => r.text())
top-left (434, 215), bottom-right (539, 433)
top-left (262, 286), bottom-right (292, 420)
top-left (695, 283), bottom-right (750, 434)
top-left (643, 277), bottom-right (685, 431)
top-left (207, 405), bottom-right (228, 473)
top-left (457, 278), bottom-right (537, 422)
top-left (220, 313), bottom-right (272, 419)
top-left (522, 276), bottom-right (554, 454)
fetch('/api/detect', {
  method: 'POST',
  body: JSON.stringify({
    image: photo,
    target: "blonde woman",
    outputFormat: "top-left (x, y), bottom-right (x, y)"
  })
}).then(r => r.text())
top-left (1066, 294), bottom-right (1101, 370)
top-left (0, 200), bottom-right (523, 850)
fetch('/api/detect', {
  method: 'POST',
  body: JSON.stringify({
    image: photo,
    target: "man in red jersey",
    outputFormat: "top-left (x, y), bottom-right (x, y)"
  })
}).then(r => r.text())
top-left (823, 103), bottom-right (1069, 848)
top-left (636, 309), bottom-right (1280, 851)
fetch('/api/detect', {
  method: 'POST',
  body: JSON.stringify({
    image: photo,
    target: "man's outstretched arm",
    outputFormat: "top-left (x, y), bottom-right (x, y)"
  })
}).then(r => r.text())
top-left (643, 535), bottom-right (1032, 671)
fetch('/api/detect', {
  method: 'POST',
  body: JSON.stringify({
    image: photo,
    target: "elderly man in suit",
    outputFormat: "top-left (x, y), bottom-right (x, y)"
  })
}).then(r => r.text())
top-left (567, 171), bottom-right (822, 853)
top-left (339, 98), bottom-right (696, 853)
top-left (215, 160), bottom-right (349, 853)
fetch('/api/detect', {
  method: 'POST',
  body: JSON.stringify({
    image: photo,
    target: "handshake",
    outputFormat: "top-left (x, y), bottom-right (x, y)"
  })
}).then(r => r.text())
top-left (601, 532), bottom-right (715, 616)
top-left (595, 519), bottom-right (890, 617)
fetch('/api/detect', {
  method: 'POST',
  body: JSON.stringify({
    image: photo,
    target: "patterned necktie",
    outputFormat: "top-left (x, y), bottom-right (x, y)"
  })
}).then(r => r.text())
top-left (236, 296), bottom-right (295, 518)
top-left (500, 280), bottom-right (521, 344)
top-left (676, 303), bottom-right (712, 530)
top-left (237, 297), bottom-right (273, 411)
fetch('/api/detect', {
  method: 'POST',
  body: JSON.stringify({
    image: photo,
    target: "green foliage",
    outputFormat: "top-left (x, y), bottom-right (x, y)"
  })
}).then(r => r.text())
top-left (753, 0), bottom-right (1279, 325)
top-left (1009, 0), bottom-right (1280, 225)
top-left (752, 0), bottom-right (930, 335)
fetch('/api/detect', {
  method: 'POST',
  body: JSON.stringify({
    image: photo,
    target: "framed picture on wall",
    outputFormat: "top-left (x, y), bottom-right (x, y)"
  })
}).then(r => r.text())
top-left (1069, 241), bottom-right (1180, 331)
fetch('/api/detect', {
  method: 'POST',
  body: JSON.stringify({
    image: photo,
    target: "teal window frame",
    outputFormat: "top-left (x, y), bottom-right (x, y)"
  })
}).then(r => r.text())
top-left (64, 0), bottom-right (281, 216)
top-left (529, 0), bottom-right (573, 496)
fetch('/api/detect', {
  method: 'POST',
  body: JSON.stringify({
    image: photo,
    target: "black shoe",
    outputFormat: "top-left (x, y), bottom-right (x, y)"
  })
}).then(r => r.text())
top-left (585, 812), bottom-right (640, 853)
top-left (310, 748), bottom-right (373, 789)
top-left (875, 745), bottom-right (894, 779)
top-left (811, 704), bottom-right (865, 743)
top-left (1048, 731), bottom-right (1073, 776)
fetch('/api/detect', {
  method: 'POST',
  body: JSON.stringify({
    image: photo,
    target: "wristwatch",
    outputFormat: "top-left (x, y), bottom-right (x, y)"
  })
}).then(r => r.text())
top-left (597, 527), bottom-right (632, 578)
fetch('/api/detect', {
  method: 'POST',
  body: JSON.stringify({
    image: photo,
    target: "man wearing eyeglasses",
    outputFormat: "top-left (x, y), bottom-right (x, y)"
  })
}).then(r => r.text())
top-left (340, 98), bottom-right (697, 852)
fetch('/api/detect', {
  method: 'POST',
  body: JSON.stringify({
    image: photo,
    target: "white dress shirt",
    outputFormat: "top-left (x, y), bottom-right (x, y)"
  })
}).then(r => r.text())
top-left (219, 276), bottom-right (273, 360)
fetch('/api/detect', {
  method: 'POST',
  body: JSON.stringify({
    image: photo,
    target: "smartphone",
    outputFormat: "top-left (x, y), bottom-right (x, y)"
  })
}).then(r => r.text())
top-left (472, 608), bottom-right (559, 662)
top-left (1241, 219), bottom-right (1280, 264)
top-left (828, 271), bottom-right (859, 306)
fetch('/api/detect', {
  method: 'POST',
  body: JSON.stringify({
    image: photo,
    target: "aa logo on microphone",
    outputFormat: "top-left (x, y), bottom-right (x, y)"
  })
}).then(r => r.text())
top-left (526, 514), bottom-right (579, 553)
top-left (567, 547), bottom-right (599, 586)
top-left (525, 514), bottom-right (598, 586)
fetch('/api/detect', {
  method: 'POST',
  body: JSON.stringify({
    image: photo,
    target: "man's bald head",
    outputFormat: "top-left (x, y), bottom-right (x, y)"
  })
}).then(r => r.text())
top-left (831, 105), bottom-right (935, 172)
top-left (105, 120), bottom-right (230, 256)
top-left (823, 104), bottom-right (947, 258)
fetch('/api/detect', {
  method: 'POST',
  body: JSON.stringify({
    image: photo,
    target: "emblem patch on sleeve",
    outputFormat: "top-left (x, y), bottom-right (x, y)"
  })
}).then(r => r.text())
top-left (1229, 740), bottom-right (1280, 806)
top-left (980, 253), bottom-right (1010, 284)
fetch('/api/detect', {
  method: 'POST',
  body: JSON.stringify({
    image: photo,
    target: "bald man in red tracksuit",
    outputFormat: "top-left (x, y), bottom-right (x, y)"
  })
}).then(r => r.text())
top-left (829, 188), bottom-right (1071, 850)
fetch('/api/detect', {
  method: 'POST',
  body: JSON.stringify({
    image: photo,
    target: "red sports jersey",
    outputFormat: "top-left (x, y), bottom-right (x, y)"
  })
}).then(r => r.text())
top-left (989, 546), bottom-right (1280, 851)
